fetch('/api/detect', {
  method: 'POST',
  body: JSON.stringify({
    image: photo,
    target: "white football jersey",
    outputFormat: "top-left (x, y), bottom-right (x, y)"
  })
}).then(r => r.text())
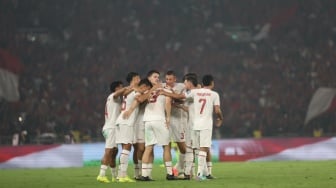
top-left (115, 91), bottom-right (139, 126)
top-left (171, 83), bottom-right (187, 116)
top-left (143, 88), bottom-right (171, 121)
top-left (184, 90), bottom-right (195, 127)
top-left (103, 92), bottom-right (122, 129)
top-left (186, 88), bottom-right (220, 130)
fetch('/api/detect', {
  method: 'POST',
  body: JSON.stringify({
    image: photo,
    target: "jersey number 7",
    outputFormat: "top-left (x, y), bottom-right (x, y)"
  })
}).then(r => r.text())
top-left (199, 98), bottom-right (206, 114)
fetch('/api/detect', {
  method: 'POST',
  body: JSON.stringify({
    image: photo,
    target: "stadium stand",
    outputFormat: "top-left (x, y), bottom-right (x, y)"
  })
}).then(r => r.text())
top-left (0, 0), bottom-right (335, 144)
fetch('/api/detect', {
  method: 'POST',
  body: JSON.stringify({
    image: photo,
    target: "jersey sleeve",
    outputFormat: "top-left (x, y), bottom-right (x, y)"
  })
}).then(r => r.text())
top-left (213, 91), bottom-right (220, 106)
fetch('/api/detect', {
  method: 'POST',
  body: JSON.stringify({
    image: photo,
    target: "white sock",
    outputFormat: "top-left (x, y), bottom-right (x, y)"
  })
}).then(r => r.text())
top-left (110, 167), bottom-right (117, 179)
top-left (138, 160), bottom-right (142, 176)
top-left (148, 163), bottom-right (153, 178)
top-left (134, 163), bottom-right (140, 177)
top-left (207, 162), bottom-right (212, 176)
top-left (99, 164), bottom-right (108, 177)
top-left (165, 161), bottom-right (173, 175)
top-left (184, 148), bottom-right (194, 175)
top-left (119, 149), bottom-right (130, 178)
top-left (142, 163), bottom-right (149, 177)
top-left (178, 153), bottom-right (185, 173)
top-left (197, 151), bottom-right (207, 177)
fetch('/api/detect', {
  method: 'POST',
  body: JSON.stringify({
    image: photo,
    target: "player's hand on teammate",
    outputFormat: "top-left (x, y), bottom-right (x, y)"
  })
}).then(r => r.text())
top-left (157, 89), bottom-right (165, 96)
top-left (122, 110), bottom-right (131, 119)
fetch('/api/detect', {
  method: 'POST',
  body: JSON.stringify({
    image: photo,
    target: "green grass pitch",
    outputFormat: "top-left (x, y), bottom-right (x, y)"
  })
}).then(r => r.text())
top-left (1, 161), bottom-right (335, 188)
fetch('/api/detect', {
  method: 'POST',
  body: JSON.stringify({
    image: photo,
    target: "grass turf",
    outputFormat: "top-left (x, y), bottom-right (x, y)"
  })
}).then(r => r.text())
top-left (0, 161), bottom-right (335, 188)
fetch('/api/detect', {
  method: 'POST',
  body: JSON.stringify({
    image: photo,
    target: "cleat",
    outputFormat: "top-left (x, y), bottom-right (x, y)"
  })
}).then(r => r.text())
top-left (182, 174), bottom-right (191, 180)
top-left (195, 175), bottom-right (207, 181)
top-left (166, 174), bottom-right (178, 180)
top-left (134, 176), bottom-right (142, 180)
top-left (177, 173), bottom-right (186, 179)
top-left (97, 176), bottom-right (110, 183)
top-left (111, 177), bottom-right (117, 182)
top-left (178, 172), bottom-right (185, 176)
top-left (172, 167), bottom-right (178, 176)
top-left (206, 174), bottom-right (215, 179)
top-left (118, 176), bottom-right (136, 183)
top-left (138, 176), bottom-right (154, 181)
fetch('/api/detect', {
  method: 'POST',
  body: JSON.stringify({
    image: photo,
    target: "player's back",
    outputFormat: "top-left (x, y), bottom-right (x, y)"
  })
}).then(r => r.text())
top-left (104, 93), bottom-right (122, 129)
top-left (143, 89), bottom-right (168, 121)
top-left (190, 88), bottom-right (220, 130)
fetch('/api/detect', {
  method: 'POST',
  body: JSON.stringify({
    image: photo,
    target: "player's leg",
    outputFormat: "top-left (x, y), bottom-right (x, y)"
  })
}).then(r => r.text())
top-left (205, 150), bottom-right (215, 179)
top-left (140, 145), bottom-right (154, 180)
top-left (156, 120), bottom-right (178, 180)
top-left (132, 143), bottom-right (140, 179)
top-left (175, 141), bottom-right (186, 175)
top-left (97, 148), bottom-right (112, 183)
top-left (196, 129), bottom-right (211, 181)
top-left (183, 145), bottom-right (194, 180)
top-left (170, 118), bottom-right (187, 176)
top-left (97, 128), bottom-right (114, 183)
top-left (134, 121), bottom-right (145, 179)
top-left (139, 121), bottom-right (155, 181)
top-left (163, 143), bottom-right (178, 180)
top-left (118, 143), bottom-right (133, 182)
top-left (116, 125), bottom-right (135, 182)
top-left (110, 147), bottom-right (118, 181)
top-left (135, 142), bottom-right (145, 179)
top-left (196, 147), bottom-right (208, 180)
top-left (182, 124), bottom-right (194, 179)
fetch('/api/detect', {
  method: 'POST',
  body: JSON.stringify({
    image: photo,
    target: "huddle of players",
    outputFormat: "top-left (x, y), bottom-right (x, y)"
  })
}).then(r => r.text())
top-left (96, 69), bottom-right (223, 183)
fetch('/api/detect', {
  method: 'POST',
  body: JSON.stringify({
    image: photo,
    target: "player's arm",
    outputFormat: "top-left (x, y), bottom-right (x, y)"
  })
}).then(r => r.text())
top-left (122, 86), bottom-right (135, 96)
top-left (122, 99), bottom-right (140, 119)
top-left (165, 96), bottom-right (172, 128)
top-left (214, 105), bottom-right (224, 127)
top-left (113, 87), bottom-right (128, 99)
top-left (136, 84), bottom-right (161, 103)
top-left (159, 90), bottom-right (186, 100)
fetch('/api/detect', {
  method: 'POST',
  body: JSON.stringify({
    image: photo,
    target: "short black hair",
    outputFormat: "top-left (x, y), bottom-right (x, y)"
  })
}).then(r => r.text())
top-left (165, 70), bottom-right (175, 76)
top-left (138, 78), bottom-right (153, 88)
top-left (109, 81), bottom-right (123, 92)
top-left (183, 73), bottom-right (198, 87)
top-left (202, 74), bottom-right (214, 86)
top-left (147, 69), bottom-right (160, 78)
top-left (126, 72), bottom-right (139, 84)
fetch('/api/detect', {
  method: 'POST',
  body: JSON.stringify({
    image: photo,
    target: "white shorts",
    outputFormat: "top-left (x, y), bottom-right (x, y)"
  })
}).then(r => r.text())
top-left (135, 120), bottom-right (145, 143)
top-left (102, 128), bottom-right (117, 148)
top-left (144, 120), bottom-right (170, 146)
top-left (169, 117), bottom-right (186, 142)
top-left (192, 129), bottom-right (212, 149)
top-left (116, 124), bottom-right (135, 144)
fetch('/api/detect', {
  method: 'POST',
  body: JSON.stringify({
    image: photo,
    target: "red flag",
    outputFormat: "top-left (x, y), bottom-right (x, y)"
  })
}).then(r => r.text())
top-left (0, 48), bottom-right (23, 102)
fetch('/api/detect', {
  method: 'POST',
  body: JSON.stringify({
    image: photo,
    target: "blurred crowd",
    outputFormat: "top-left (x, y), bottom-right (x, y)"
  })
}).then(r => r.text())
top-left (0, 0), bottom-right (335, 144)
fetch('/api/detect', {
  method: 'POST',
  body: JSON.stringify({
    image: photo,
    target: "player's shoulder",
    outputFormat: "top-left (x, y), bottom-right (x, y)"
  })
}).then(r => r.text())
top-left (174, 83), bottom-right (185, 89)
top-left (108, 93), bottom-right (115, 99)
top-left (194, 88), bottom-right (219, 95)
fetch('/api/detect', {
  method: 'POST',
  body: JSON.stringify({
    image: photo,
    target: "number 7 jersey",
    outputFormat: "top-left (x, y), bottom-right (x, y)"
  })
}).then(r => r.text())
top-left (186, 88), bottom-right (220, 130)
